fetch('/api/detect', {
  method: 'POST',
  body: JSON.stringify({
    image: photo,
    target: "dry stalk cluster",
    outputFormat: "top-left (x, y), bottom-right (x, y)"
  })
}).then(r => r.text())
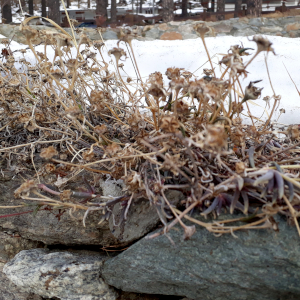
top-left (1, 20), bottom-right (300, 241)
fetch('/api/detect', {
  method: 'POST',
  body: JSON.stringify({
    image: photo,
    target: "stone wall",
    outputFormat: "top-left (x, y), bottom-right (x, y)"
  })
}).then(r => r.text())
top-left (2, 14), bottom-right (300, 44)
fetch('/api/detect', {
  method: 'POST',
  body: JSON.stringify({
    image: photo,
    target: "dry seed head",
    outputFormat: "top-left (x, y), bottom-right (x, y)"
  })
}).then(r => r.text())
top-left (93, 40), bottom-right (105, 51)
top-left (203, 68), bottom-right (214, 76)
top-left (82, 149), bottom-right (95, 161)
top-left (176, 100), bottom-right (190, 116)
top-left (79, 33), bottom-right (92, 46)
top-left (193, 23), bottom-right (212, 38)
top-left (251, 36), bottom-right (275, 54)
top-left (118, 28), bottom-right (134, 46)
top-left (204, 125), bottom-right (227, 149)
top-left (40, 146), bottom-right (58, 159)
top-left (60, 190), bottom-right (73, 202)
top-left (54, 33), bottom-right (73, 49)
top-left (170, 77), bottom-right (185, 93)
top-left (106, 142), bottom-right (121, 156)
top-left (123, 170), bottom-right (144, 192)
top-left (287, 125), bottom-right (299, 140)
top-left (45, 163), bottom-right (56, 173)
top-left (166, 67), bottom-right (181, 80)
top-left (14, 180), bottom-right (37, 198)
top-left (108, 47), bottom-right (126, 62)
top-left (235, 162), bottom-right (246, 174)
top-left (94, 124), bottom-right (107, 135)
top-left (160, 115), bottom-right (180, 133)
top-left (243, 80), bottom-right (263, 102)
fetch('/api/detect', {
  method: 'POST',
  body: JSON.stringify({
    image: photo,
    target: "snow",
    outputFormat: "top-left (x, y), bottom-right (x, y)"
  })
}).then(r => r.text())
top-left (4, 35), bottom-right (300, 125)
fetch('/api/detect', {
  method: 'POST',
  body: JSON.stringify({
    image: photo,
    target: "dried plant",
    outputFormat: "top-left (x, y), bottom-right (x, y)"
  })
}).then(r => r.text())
top-left (0, 21), bottom-right (299, 243)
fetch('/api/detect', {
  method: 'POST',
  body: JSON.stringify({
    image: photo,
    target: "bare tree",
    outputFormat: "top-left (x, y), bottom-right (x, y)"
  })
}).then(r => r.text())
top-left (216, 0), bottom-right (225, 20)
top-left (181, 0), bottom-right (188, 17)
top-left (66, 0), bottom-right (71, 8)
top-left (234, 0), bottom-right (242, 17)
top-left (1, 0), bottom-right (12, 23)
top-left (28, 0), bottom-right (33, 15)
top-left (162, 0), bottom-right (174, 22)
top-left (96, 0), bottom-right (107, 16)
top-left (48, 0), bottom-right (60, 24)
top-left (111, 0), bottom-right (117, 22)
top-left (246, 0), bottom-right (262, 17)
top-left (41, 0), bottom-right (46, 17)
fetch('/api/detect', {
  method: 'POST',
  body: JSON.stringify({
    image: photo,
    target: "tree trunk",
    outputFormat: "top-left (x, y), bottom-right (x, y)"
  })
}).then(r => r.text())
top-left (234, 0), bottom-right (242, 17)
top-left (111, 0), bottom-right (117, 22)
top-left (87, 0), bottom-right (91, 8)
top-left (28, 0), bottom-right (33, 15)
top-left (41, 0), bottom-right (46, 17)
top-left (162, 0), bottom-right (174, 22)
top-left (211, 0), bottom-right (215, 12)
top-left (48, 0), bottom-right (60, 24)
top-left (66, 0), bottom-right (70, 8)
top-left (182, 0), bottom-right (188, 17)
top-left (96, 0), bottom-right (107, 16)
top-left (246, 0), bottom-right (262, 17)
top-left (2, 1), bottom-right (12, 23)
top-left (139, 0), bottom-right (142, 14)
top-left (216, 0), bottom-right (225, 20)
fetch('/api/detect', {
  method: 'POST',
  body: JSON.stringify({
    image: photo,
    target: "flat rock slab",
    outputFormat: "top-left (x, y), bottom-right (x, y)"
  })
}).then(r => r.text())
top-left (102, 216), bottom-right (300, 300)
top-left (4, 249), bottom-right (118, 300)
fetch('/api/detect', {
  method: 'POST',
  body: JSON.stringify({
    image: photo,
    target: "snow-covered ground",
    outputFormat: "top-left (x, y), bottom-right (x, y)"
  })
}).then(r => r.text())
top-left (4, 34), bottom-right (300, 125)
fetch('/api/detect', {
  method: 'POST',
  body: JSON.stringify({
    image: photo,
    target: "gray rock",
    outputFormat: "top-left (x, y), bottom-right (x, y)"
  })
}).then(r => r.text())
top-left (102, 215), bottom-right (300, 300)
top-left (232, 22), bottom-right (248, 30)
top-left (233, 28), bottom-right (256, 36)
top-left (260, 26), bottom-right (283, 33)
top-left (178, 24), bottom-right (194, 34)
top-left (0, 263), bottom-right (43, 300)
top-left (278, 16), bottom-right (296, 25)
top-left (144, 27), bottom-right (160, 39)
top-left (0, 231), bottom-right (42, 263)
top-left (4, 248), bottom-right (118, 300)
top-left (109, 190), bottom-right (184, 243)
top-left (248, 17), bottom-right (264, 27)
top-left (0, 173), bottom-right (124, 246)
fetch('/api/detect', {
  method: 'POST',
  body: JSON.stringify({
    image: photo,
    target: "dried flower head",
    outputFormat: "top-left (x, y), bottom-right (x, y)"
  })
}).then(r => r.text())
top-left (45, 163), bottom-right (56, 173)
top-left (60, 190), bottom-right (73, 202)
top-left (14, 180), bottom-right (36, 198)
top-left (243, 80), bottom-right (263, 102)
top-left (147, 72), bottom-right (166, 99)
top-left (251, 36), bottom-right (275, 54)
top-left (94, 124), bottom-right (107, 135)
top-left (160, 115), bottom-right (180, 133)
top-left (79, 33), bottom-right (92, 46)
top-left (165, 67), bottom-right (181, 80)
top-left (82, 149), bottom-right (94, 161)
top-left (287, 125), bottom-right (299, 140)
top-left (106, 142), bottom-right (121, 156)
top-left (40, 146), bottom-right (58, 159)
top-left (235, 162), bottom-right (246, 174)
top-left (204, 125), bottom-right (227, 149)
top-left (123, 170), bottom-right (144, 192)
top-left (193, 23), bottom-right (212, 38)
top-left (108, 47), bottom-right (126, 62)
